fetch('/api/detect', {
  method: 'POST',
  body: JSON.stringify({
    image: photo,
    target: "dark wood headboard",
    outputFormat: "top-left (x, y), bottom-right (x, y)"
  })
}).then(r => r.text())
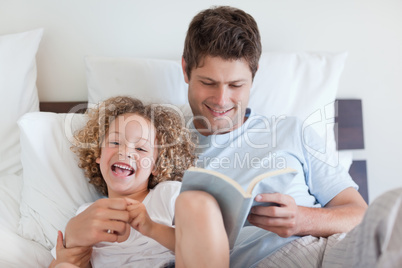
top-left (39, 99), bottom-right (369, 203)
top-left (40, 102), bottom-right (87, 113)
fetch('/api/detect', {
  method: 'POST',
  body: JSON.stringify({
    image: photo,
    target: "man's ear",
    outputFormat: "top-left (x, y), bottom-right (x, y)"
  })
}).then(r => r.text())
top-left (252, 64), bottom-right (259, 82)
top-left (181, 57), bottom-right (189, 84)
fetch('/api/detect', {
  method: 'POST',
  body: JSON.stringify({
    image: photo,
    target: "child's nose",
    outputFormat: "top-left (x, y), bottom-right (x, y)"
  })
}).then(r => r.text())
top-left (119, 147), bottom-right (138, 160)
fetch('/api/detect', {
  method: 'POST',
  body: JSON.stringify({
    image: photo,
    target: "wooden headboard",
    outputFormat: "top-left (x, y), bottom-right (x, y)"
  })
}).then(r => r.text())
top-left (39, 99), bottom-right (368, 203)
top-left (39, 102), bottom-right (87, 114)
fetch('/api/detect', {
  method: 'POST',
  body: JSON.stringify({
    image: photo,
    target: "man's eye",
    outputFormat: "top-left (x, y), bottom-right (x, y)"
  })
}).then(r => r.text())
top-left (201, 81), bottom-right (214, 86)
top-left (230, 84), bottom-right (242, 88)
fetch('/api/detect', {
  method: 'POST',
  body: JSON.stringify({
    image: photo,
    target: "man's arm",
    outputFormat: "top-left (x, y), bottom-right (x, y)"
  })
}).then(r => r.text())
top-left (64, 198), bottom-right (130, 248)
top-left (247, 187), bottom-right (368, 237)
top-left (48, 231), bottom-right (92, 268)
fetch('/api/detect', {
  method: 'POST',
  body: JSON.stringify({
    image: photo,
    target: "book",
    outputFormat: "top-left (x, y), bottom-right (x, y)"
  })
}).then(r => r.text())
top-left (179, 167), bottom-right (298, 249)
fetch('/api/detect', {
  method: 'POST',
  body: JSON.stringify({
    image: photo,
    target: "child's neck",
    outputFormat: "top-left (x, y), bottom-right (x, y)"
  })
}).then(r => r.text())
top-left (109, 189), bottom-right (150, 203)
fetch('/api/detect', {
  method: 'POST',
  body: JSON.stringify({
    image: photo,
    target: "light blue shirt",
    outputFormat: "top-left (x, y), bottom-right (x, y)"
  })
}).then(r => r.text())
top-left (192, 109), bottom-right (357, 268)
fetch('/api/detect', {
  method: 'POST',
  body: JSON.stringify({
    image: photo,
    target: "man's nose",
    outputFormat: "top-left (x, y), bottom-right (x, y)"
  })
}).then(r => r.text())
top-left (215, 86), bottom-right (228, 107)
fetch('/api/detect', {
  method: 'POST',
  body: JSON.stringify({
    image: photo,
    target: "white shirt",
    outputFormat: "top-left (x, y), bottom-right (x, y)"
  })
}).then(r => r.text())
top-left (192, 109), bottom-right (357, 268)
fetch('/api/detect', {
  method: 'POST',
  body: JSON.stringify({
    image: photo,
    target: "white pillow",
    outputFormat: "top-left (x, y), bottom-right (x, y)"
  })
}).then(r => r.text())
top-left (250, 51), bottom-right (348, 166)
top-left (86, 56), bottom-right (188, 106)
top-left (18, 112), bottom-right (101, 249)
top-left (0, 29), bottom-right (43, 176)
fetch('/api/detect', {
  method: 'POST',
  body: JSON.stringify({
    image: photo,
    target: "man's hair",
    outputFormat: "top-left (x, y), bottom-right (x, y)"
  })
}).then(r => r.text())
top-left (183, 6), bottom-right (262, 79)
top-left (72, 96), bottom-right (196, 196)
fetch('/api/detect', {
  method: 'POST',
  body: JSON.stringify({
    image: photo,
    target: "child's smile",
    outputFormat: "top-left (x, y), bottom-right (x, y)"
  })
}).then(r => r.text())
top-left (96, 113), bottom-right (158, 200)
top-left (111, 162), bottom-right (135, 177)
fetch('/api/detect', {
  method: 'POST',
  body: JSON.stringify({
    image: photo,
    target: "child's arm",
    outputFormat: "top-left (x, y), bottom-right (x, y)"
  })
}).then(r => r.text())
top-left (126, 199), bottom-right (175, 252)
top-left (48, 231), bottom-right (92, 268)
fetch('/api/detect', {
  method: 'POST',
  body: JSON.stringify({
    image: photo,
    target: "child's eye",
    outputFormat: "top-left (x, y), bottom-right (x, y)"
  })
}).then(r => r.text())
top-left (136, 147), bottom-right (147, 152)
top-left (109, 141), bottom-right (120, 146)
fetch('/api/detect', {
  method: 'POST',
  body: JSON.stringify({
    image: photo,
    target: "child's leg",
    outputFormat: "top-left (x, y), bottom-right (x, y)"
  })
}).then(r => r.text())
top-left (175, 191), bottom-right (229, 268)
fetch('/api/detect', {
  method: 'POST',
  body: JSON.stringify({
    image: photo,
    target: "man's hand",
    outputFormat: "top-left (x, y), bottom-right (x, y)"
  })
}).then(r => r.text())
top-left (49, 231), bottom-right (92, 268)
top-left (247, 188), bottom-right (368, 238)
top-left (64, 198), bottom-right (130, 248)
top-left (248, 193), bottom-right (299, 237)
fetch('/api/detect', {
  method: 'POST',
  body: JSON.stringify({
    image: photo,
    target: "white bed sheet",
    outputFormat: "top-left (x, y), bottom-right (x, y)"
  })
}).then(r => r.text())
top-left (0, 173), bottom-right (52, 267)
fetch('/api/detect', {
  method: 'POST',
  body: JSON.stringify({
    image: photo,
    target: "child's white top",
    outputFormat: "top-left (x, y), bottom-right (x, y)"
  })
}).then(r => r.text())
top-left (52, 181), bottom-right (180, 268)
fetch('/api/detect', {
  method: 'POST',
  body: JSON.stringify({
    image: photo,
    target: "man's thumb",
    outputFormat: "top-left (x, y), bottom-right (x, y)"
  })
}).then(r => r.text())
top-left (56, 230), bottom-right (64, 248)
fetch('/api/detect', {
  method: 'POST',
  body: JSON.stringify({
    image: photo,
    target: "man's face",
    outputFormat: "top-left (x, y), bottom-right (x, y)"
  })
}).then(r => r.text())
top-left (183, 56), bottom-right (253, 136)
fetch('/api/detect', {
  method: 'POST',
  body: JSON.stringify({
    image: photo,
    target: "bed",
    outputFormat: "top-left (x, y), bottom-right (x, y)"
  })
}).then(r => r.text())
top-left (0, 28), bottom-right (367, 267)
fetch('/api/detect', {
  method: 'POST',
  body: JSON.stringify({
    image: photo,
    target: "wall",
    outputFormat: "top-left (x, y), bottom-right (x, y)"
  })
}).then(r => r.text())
top-left (1, 0), bottom-right (401, 201)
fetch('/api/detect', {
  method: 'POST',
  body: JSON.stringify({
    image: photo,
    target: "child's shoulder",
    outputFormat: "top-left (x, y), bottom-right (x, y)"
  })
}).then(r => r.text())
top-left (154, 180), bottom-right (182, 190)
top-left (76, 201), bottom-right (96, 215)
top-left (151, 181), bottom-right (182, 195)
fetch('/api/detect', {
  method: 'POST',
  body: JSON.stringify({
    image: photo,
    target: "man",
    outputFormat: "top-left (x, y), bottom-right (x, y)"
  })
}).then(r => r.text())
top-left (173, 6), bottom-right (367, 267)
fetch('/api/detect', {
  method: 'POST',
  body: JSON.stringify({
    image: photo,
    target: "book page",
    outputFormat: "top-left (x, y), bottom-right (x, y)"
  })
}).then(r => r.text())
top-left (243, 170), bottom-right (297, 227)
top-left (249, 170), bottom-right (297, 206)
top-left (246, 168), bottom-right (297, 195)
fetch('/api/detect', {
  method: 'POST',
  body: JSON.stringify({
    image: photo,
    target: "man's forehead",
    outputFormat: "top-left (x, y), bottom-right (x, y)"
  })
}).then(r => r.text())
top-left (193, 56), bottom-right (252, 77)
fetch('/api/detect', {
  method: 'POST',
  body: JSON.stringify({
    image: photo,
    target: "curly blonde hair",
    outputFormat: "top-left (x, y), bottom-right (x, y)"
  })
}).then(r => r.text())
top-left (72, 96), bottom-right (196, 196)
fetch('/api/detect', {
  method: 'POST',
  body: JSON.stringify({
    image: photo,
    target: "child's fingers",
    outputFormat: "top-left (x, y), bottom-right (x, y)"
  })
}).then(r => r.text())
top-left (130, 213), bottom-right (145, 229)
top-left (125, 197), bottom-right (139, 206)
top-left (127, 206), bottom-right (141, 222)
top-left (127, 203), bottom-right (142, 212)
top-left (103, 198), bottom-right (128, 210)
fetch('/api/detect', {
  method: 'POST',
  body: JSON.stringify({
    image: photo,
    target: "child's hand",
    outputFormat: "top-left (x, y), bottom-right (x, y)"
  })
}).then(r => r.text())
top-left (126, 198), bottom-right (155, 237)
top-left (53, 231), bottom-right (92, 268)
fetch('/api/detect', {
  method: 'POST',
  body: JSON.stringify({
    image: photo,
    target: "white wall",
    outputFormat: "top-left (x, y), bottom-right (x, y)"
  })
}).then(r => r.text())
top-left (1, 0), bottom-right (402, 202)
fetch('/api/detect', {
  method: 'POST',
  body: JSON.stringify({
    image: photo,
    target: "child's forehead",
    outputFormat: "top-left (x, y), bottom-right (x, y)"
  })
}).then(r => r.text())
top-left (110, 113), bottom-right (151, 127)
top-left (108, 113), bottom-right (156, 139)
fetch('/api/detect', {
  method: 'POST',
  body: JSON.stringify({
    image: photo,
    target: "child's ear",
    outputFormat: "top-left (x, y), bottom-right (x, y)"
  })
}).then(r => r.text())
top-left (96, 157), bottom-right (100, 164)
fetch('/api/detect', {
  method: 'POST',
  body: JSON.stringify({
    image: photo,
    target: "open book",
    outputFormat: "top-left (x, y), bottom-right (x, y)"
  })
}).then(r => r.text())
top-left (180, 167), bottom-right (297, 249)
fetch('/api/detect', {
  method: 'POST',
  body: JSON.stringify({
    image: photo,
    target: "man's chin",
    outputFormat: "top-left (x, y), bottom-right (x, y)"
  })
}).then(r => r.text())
top-left (210, 121), bottom-right (241, 135)
top-left (192, 112), bottom-right (244, 135)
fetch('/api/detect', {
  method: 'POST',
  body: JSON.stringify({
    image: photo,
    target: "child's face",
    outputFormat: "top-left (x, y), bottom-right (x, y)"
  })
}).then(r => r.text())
top-left (96, 113), bottom-right (158, 199)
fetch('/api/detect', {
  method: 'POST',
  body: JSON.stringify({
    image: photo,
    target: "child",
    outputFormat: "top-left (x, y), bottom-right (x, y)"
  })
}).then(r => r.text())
top-left (49, 96), bottom-right (196, 268)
